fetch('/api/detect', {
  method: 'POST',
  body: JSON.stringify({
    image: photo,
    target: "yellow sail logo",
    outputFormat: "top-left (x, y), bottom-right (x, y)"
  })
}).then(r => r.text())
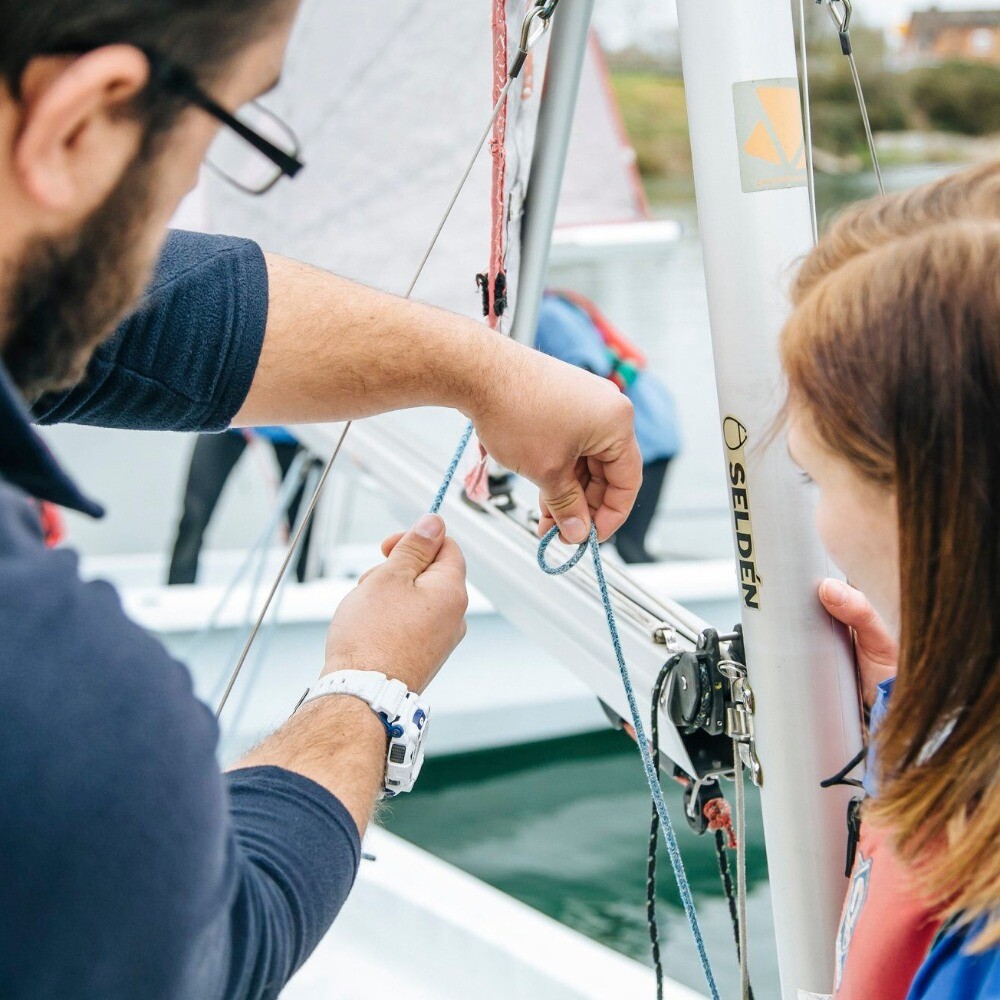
top-left (733, 78), bottom-right (808, 193)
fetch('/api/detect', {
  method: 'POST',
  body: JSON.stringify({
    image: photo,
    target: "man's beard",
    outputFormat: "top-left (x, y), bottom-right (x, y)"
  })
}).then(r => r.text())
top-left (2, 152), bottom-right (161, 401)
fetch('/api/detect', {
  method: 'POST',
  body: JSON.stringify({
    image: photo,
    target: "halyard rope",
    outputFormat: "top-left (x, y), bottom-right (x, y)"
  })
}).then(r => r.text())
top-left (426, 434), bottom-right (721, 998)
top-left (536, 523), bottom-right (720, 999)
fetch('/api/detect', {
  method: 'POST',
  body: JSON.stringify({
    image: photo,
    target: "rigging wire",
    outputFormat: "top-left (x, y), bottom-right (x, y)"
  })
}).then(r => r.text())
top-left (404, 78), bottom-right (515, 301)
top-left (798, 0), bottom-right (819, 243)
top-left (713, 828), bottom-right (751, 996)
top-left (825, 0), bottom-right (885, 196)
top-left (187, 449), bottom-right (311, 669)
top-left (216, 2), bottom-right (558, 718)
top-left (226, 459), bottom-right (325, 734)
top-left (735, 738), bottom-right (749, 999)
top-left (216, 424), bottom-right (351, 716)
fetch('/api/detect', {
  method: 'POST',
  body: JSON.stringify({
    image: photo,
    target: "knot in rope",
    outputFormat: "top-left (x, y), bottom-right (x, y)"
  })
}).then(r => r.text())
top-left (704, 796), bottom-right (738, 851)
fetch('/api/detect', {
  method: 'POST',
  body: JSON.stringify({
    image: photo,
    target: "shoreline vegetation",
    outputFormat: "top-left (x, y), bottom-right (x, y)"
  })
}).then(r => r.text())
top-left (608, 46), bottom-right (1000, 191)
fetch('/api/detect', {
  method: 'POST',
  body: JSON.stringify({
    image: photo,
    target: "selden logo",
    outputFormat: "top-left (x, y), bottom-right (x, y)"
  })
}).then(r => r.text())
top-left (732, 78), bottom-right (807, 194)
top-left (723, 416), bottom-right (761, 611)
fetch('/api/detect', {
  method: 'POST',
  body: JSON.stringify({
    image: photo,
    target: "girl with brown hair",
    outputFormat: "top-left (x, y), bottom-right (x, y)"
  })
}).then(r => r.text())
top-left (781, 161), bottom-right (1000, 999)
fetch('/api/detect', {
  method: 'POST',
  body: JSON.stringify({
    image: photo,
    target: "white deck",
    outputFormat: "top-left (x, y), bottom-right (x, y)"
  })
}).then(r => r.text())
top-left (284, 827), bottom-right (704, 1000)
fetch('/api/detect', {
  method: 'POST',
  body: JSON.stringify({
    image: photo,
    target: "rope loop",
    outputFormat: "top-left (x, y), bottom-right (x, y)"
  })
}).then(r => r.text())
top-left (537, 524), bottom-right (589, 575)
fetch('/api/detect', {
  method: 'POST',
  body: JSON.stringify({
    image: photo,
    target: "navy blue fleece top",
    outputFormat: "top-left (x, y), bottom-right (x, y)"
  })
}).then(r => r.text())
top-left (0, 230), bottom-right (360, 999)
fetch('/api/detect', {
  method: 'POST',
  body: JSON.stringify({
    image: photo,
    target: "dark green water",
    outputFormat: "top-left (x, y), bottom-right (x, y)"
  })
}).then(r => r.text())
top-left (382, 730), bottom-right (779, 998)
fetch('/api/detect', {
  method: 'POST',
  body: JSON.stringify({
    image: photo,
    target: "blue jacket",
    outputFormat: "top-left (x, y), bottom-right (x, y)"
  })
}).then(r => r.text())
top-left (535, 294), bottom-right (680, 464)
top-left (909, 919), bottom-right (1000, 999)
top-left (0, 230), bottom-right (360, 998)
top-left (253, 426), bottom-right (298, 446)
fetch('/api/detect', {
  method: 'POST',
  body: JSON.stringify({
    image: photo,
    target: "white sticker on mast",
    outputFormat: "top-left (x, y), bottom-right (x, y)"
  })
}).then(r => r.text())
top-left (733, 78), bottom-right (809, 193)
top-left (675, 2), bottom-right (865, 999)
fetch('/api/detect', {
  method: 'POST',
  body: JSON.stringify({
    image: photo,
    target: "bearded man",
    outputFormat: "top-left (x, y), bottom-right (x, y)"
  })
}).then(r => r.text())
top-left (0, 2), bottom-right (640, 997)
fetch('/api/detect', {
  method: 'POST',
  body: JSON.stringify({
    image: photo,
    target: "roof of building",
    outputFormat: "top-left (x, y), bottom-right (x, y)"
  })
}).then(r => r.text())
top-left (909, 8), bottom-right (1000, 47)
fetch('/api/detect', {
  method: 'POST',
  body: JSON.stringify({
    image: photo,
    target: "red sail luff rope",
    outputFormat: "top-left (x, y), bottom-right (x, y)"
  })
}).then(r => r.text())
top-left (486, 0), bottom-right (509, 330)
top-left (465, 0), bottom-right (511, 503)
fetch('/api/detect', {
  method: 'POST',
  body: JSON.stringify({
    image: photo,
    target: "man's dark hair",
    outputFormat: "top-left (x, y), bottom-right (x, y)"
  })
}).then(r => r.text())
top-left (0, 0), bottom-right (288, 123)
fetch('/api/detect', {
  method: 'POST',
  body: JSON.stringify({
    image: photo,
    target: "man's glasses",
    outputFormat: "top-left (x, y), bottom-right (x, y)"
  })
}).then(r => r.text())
top-left (147, 51), bottom-right (304, 196)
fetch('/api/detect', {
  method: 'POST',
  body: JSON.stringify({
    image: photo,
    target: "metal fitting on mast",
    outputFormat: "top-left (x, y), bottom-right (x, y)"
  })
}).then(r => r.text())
top-left (656, 625), bottom-right (762, 790)
top-left (509, 0), bottom-right (562, 80)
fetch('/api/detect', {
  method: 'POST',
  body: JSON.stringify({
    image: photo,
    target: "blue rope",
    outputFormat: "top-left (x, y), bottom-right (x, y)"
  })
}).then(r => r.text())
top-left (539, 524), bottom-right (720, 1000)
top-left (430, 420), bottom-right (476, 514)
top-left (432, 428), bottom-right (719, 999)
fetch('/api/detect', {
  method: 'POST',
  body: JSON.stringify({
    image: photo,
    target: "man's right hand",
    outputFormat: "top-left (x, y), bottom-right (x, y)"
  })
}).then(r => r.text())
top-left (819, 578), bottom-right (898, 708)
top-left (323, 514), bottom-right (468, 693)
top-left (238, 514), bottom-right (465, 834)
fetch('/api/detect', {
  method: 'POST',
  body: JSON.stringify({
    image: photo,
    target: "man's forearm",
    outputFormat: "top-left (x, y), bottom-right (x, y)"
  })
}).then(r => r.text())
top-left (234, 250), bottom-right (642, 545)
top-left (233, 253), bottom-right (508, 427)
top-left (236, 696), bottom-right (387, 837)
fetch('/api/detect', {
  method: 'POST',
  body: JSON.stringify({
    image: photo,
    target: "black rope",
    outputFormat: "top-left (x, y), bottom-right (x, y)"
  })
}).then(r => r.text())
top-left (647, 658), bottom-right (755, 998)
top-left (713, 829), bottom-right (756, 1000)
top-left (647, 660), bottom-right (673, 1000)
top-left (819, 745), bottom-right (867, 789)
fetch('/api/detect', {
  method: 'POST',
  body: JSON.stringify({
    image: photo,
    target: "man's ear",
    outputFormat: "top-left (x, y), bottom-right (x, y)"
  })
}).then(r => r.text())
top-left (13, 46), bottom-right (151, 217)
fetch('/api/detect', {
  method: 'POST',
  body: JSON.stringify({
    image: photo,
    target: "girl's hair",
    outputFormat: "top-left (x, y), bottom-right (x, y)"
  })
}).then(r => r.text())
top-left (781, 162), bottom-right (1000, 946)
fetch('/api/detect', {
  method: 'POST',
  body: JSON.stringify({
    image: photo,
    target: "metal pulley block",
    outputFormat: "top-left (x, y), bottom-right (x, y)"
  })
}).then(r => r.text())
top-left (659, 629), bottom-right (728, 738)
top-left (657, 625), bottom-right (763, 787)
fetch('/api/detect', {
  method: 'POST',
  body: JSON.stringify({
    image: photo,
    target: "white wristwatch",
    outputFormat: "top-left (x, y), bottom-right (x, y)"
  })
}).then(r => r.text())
top-left (297, 670), bottom-right (430, 798)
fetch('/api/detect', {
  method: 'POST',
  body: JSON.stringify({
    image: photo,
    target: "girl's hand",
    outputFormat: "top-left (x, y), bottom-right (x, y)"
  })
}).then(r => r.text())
top-left (819, 579), bottom-right (898, 708)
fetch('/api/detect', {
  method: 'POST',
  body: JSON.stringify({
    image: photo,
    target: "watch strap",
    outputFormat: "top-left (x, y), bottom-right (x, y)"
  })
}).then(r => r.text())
top-left (300, 670), bottom-right (410, 723)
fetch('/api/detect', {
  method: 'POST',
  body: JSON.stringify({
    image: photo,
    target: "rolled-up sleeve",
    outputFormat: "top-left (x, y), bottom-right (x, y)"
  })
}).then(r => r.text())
top-left (32, 229), bottom-right (268, 433)
top-left (219, 768), bottom-right (362, 998)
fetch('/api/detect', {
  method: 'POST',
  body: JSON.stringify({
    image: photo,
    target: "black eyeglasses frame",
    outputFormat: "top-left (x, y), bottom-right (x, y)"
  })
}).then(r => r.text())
top-left (143, 50), bottom-right (304, 195)
top-left (38, 46), bottom-right (305, 195)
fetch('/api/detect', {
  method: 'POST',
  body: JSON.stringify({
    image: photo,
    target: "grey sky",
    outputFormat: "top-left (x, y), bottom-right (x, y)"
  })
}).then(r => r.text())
top-left (854, 0), bottom-right (999, 27)
top-left (594, 0), bottom-right (1000, 50)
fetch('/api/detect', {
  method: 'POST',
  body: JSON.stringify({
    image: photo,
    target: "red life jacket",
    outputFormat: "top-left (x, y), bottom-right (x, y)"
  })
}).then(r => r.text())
top-left (834, 820), bottom-right (942, 999)
top-left (548, 289), bottom-right (647, 391)
top-left (35, 501), bottom-right (65, 548)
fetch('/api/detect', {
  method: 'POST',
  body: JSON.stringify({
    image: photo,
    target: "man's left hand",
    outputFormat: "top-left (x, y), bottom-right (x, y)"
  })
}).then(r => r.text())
top-left (470, 341), bottom-right (642, 545)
